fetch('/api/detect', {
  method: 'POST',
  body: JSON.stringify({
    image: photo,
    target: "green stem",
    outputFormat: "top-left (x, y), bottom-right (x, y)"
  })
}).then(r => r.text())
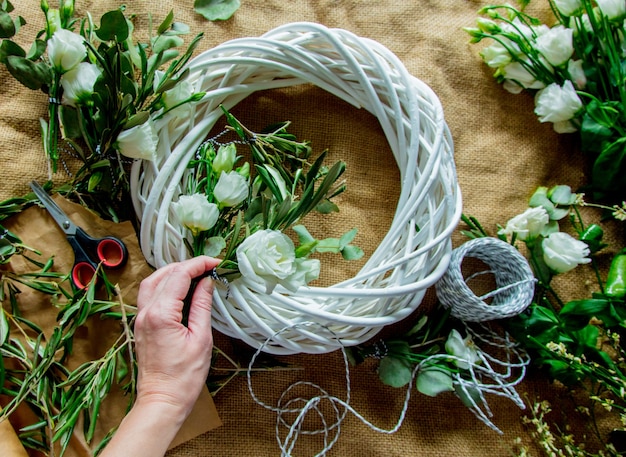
top-left (46, 73), bottom-right (62, 174)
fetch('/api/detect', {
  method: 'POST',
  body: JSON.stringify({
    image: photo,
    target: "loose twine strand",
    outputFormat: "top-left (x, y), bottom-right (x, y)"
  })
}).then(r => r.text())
top-left (240, 238), bottom-right (535, 455)
top-left (245, 323), bottom-right (530, 456)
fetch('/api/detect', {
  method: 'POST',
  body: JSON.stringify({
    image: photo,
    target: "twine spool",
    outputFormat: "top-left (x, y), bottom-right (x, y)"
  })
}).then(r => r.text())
top-left (435, 237), bottom-right (536, 322)
top-left (131, 22), bottom-right (462, 354)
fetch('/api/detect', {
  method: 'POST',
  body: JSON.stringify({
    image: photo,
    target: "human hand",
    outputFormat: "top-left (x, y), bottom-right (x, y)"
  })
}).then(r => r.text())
top-left (133, 256), bottom-right (221, 419)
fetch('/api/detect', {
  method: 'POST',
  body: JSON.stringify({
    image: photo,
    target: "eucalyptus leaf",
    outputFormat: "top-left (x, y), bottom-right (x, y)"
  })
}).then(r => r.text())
top-left (96, 9), bottom-right (129, 42)
top-left (194, 0), bottom-right (241, 21)
top-left (6, 55), bottom-right (51, 90)
top-left (341, 244), bottom-right (364, 261)
top-left (378, 356), bottom-right (412, 388)
top-left (0, 10), bottom-right (16, 38)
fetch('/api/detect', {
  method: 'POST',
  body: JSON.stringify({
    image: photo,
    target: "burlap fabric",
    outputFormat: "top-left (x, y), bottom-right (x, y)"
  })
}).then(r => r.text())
top-left (2, 1), bottom-right (623, 456)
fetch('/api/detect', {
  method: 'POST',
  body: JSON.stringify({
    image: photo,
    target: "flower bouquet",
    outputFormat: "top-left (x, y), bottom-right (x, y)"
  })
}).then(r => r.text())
top-left (466, 0), bottom-right (626, 204)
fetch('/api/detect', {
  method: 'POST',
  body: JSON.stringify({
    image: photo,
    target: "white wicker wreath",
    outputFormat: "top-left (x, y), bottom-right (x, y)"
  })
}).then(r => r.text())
top-left (130, 22), bottom-right (462, 355)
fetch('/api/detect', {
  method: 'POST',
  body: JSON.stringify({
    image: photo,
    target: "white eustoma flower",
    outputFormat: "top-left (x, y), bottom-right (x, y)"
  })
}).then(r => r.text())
top-left (553, 0), bottom-right (584, 16)
top-left (115, 121), bottom-right (159, 161)
top-left (480, 41), bottom-right (513, 68)
top-left (445, 329), bottom-right (480, 370)
top-left (60, 62), bottom-right (101, 107)
top-left (567, 59), bottom-right (587, 89)
top-left (236, 229), bottom-right (319, 293)
top-left (502, 61), bottom-right (546, 93)
top-left (597, 0), bottom-right (626, 20)
top-left (212, 144), bottom-right (237, 175)
top-left (279, 257), bottom-right (320, 292)
top-left (542, 232), bottom-right (591, 273)
top-left (534, 80), bottom-right (583, 127)
top-left (499, 206), bottom-right (550, 241)
top-left (47, 29), bottom-right (86, 73)
top-left (536, 25), bottom-right (574, 66)
top-left (213, 171), bottom-right (248, 208)
top-left (172, 194), bottom-right (219, 236)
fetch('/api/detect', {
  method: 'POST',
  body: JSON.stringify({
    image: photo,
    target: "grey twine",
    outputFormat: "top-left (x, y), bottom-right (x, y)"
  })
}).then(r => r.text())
top-left (436, 237), bottom-right (536, 322)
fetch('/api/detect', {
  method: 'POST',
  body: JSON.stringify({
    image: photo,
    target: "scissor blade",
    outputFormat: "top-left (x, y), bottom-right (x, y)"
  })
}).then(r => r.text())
top-left (29, 181), bottom-right (78, 236)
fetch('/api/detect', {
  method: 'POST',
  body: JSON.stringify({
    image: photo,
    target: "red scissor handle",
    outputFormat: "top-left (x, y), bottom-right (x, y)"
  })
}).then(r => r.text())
top-left (72, 261), bottom-right (97, 290)
top-left (96, 237), bottom-right (127, 268)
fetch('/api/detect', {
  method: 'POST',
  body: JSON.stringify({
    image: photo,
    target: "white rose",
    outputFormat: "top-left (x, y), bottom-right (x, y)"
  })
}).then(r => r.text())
top-left (236, 229), bottom-right (319, 293)
top-left (542, 231), bottom-right (591, 273)
top-left (553, 0), bottom-right (584, 16)
top-left (445, 329), bottom-right (480, 370)
top-left (172, 193), bottom-right (219, 236)
top-left (499, 206), bottom-right (550, 241)
top-left (535, 25), bottom-right (574, 66)
top-left (213, 171), bottom-right (248, 208)
top-left (47, 29), bottom-right (86, 73)
top-left (597, 0), bottom-right (626, 20)
top-left (534, 80), bottom-right (583, 125)
top-left (60, 62), bottom-right (101, 107)
top-left (115, 121), bottom-right (159, 161)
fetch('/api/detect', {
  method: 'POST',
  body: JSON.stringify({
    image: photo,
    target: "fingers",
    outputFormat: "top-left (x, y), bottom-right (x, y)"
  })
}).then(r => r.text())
top-left (137, 256), bottom-right (221, 312)
top-left (186, 277), bottom-right (215, 335)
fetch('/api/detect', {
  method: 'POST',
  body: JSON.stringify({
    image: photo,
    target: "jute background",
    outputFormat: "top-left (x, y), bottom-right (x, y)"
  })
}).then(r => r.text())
top-left (1, 0), bottom-right (623, 456)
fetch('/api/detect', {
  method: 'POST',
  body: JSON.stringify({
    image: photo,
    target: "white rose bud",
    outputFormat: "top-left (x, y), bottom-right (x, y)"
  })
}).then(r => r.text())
top-left (60, 62), bottom-right (101, 107)
top-left (115, 121), bottom-right (159, 161)
top-left (502, 61), bottom-right (546, 93)
top-left (567, 59), bottom-right (587, 89)
top-left (172, 194), bottom-right (219, 236)
top-left (542, 231), bottom-right (591, 273)
top-left (499, 206), bottom-right (549, 241)
top-left (534, 80), bottom-right (583, 126)
top-left (213, 171), bottom-right (248, 208)
top-left (212, 143), bottom-right (237, 175)
top-left (47, 29), bottom-right (86, 73)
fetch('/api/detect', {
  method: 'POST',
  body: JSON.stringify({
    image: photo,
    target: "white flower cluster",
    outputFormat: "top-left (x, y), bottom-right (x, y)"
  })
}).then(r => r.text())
top-left (472, 1), bottom-right (626, 133)
top-left (172, 142), bottom-right (322, 294)
top-left (45, 28), bottom-right (199, 162)
top-left (498, 185), bottom-right (591, 274)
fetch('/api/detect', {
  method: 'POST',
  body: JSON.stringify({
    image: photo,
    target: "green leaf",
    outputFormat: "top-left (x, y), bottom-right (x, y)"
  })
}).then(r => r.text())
top-left (292, 225), bottom-right (315, 244)
top-left (341, 244), bottom-right (364, 261)
top-left (592, 137), bottom-right (626, 193)
top-left (26, 39), bottom-right (46, 60)
top-left (5, 55), bottom-right (51, 90)
top-left (416, 367), bottom-right (454, 397)
top-left (194, 0), bottom-right (241, 21)
top-left (96, 9), bottom-right (129, 42)
top-left (580, 113), bottom-right (613, 154)
top-left (0, 10), bottom-right (16, 38)
top-left (339, 228), bottom-right (358, 249)
top-left (157, 10), bottom-right (175, 35)
top-left (0, 39), bottom-right (24, 63)
top-left (0, 307), bottom-right (9, 344)
top-left (378, 356), bottom-right (412, 388)
top-left (315, 199), bottom-right (339, 214)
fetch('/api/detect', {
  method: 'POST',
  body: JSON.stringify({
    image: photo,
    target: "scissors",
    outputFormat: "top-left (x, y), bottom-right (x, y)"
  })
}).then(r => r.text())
top-left (30, 181), bottom-right (128, 289)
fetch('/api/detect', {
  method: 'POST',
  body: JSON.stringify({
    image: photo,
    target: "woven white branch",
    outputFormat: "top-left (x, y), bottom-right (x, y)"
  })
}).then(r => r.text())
top-left (130, 22), bottom-right (462, 354)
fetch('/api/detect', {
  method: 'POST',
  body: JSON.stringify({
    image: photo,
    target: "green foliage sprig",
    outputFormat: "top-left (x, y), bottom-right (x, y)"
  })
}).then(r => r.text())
top-left (0, 224), bottom-right (136, 455)
top-left (1, 1), bottom-right (206, 221)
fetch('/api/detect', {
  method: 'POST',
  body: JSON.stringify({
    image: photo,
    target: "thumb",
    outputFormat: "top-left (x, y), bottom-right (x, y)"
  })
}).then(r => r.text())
top-left (186, 277), bottom-right (214, 333)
